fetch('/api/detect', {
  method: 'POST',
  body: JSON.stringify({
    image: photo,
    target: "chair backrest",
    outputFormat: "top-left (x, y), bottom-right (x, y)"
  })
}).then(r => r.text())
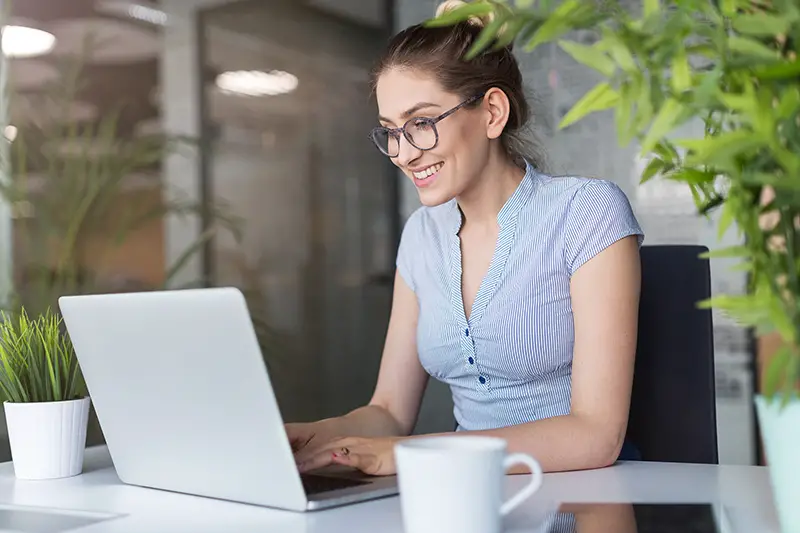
top-left (626, 245), bottom-right (718, 464)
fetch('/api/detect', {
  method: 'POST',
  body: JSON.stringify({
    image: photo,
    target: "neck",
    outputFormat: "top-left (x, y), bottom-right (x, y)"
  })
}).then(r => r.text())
top-left (456, 152), bottom-right (525, 231)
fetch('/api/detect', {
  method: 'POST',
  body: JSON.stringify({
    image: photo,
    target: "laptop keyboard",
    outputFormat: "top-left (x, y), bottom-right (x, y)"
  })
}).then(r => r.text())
top-left (300, 473), bottom-right (370, 494)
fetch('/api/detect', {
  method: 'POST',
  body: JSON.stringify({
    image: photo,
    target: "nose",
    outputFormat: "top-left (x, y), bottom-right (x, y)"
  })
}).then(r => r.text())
top-left (395, 133), bottom-right (423, 168)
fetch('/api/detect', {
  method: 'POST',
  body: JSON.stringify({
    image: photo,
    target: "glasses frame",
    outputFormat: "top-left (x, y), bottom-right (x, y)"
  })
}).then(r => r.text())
top-left (369, 92), bottom-right (486, 157)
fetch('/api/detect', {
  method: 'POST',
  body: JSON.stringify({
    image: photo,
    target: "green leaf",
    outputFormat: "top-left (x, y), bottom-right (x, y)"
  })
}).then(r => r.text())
top-left (694, 66), bottom-right (724, 108)
top-left (728, 36), bottom-right (781, 61)
top-left (652, 139), bottom-right (679, 164)
top-left (615, 80), bottom-right (635, 146)
top-left (601, 30), bottom-right (638, 73)
top-left (740, 171), bottom-right (800, 190)
top-left (731, 13), bottom-right (791, 37)
top-left (678, 130), bottom-right (767, 169)
top-left (754, 60), bottom-right (800, 80)
top-left (639, 157), bottom-right (665, 184)
top-left (424, 1), bottom-right (494, 27)
top-left (558, 40), bottom-right (616, 78)
top-left (491, 15), bottom-right (528, 50)
top-left (696, 294), bottom-right (754, 310)
top-left (634, 75), bottom-right (654, 132)
top-left (466, 13), bottom-right (509, 58)
top-left (671, 47), bottom-right (692, 92)
top-left (719, 0), bottom-right (738, 16)
top-left (640, 98), bottom-right (684, 155)
top-left (717, 201), bottom-right (736, 240)
top-left (775, 87), bottom-right (800, 119)
top-left (524, 0), bottom-right (582, 51)
top-left (666, 168), bottom-right (717, 185)
top-left (697, 245), bottom-right (749, 259)
top-left (558, 82), bottom-right (619, 129)
top-left (643, 0), bottom-right (659, 17)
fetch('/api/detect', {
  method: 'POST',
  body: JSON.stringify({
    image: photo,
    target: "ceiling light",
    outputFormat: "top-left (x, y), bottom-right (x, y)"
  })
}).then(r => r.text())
top-left (95, 1), bottom-right (168, 26)
top-left (2, 25), bottom-right (56, 58)
top-left (128, 4), bottom-right (168, 25)
top-left (216, 70), bottom-right (299, 97)
top-left (3, 125), bottom-right (17, 142)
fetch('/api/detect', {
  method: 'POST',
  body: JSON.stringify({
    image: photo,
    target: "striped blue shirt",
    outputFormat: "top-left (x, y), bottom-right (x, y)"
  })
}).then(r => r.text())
top-left (397, 160), bottom-right (644, 432)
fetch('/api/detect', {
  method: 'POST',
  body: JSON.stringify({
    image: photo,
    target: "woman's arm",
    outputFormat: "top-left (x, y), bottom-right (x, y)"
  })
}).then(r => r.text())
top-left (332, 270), bottom-right (429, 437)
top-left (462, 235), bottom-right (641, 472)
top-left (291, 270), bottom-right (428, 462)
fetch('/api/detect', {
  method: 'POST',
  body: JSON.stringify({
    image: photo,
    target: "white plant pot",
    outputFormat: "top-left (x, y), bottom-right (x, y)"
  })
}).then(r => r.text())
top-left (3, 397), bottom-right (91, 480)
top-left (755, 394), bottom-right (800, 533)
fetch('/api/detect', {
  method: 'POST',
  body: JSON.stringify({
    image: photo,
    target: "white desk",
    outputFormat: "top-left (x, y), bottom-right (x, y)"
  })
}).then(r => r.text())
top-left (0, 446), bottom-right (780, 533)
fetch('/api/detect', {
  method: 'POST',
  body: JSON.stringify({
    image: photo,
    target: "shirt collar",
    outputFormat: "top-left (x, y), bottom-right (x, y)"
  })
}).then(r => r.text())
top-left (445, 159), bottom-right (538, 234)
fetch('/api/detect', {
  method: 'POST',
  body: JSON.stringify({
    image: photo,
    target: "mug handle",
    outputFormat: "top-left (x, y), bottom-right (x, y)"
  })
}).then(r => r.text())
top-left (500, 453), bottom-right (543, 516)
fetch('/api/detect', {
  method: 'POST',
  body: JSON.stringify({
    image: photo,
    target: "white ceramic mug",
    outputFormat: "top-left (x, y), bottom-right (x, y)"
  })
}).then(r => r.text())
top-left (394, 435), bottom-right (543, 533)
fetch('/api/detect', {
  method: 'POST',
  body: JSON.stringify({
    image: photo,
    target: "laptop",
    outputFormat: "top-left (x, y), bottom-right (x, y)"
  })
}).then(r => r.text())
top-left (58, 287), bottom-right (399, 512)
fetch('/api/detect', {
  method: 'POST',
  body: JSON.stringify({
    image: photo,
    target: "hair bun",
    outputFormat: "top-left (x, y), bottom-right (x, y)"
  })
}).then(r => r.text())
top-left (435, 0), bottom-right (494, 29)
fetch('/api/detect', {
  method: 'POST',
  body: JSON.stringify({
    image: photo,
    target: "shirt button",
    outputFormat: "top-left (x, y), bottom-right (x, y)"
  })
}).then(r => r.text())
top-left (468, 357), bottom-right (474, 365)
top-left (479, 376), bottom-right (486, 384)
top-left (465, 328), bottom-right (469, 337)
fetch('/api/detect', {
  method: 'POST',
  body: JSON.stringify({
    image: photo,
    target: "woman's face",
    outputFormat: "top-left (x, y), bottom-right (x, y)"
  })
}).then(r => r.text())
top-left (374, 68), bottom-right (492, 207)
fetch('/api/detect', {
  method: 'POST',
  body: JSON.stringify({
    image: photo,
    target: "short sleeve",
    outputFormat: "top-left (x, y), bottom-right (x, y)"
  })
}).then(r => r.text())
top-left (396, 207), bottom-right (424, 292)
top-left (563, 180), bottom-right (644, 275)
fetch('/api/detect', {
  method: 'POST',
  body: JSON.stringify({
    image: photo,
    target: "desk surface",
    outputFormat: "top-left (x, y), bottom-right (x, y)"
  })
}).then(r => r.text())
top-left (0, 446), bottom-right (780, 533)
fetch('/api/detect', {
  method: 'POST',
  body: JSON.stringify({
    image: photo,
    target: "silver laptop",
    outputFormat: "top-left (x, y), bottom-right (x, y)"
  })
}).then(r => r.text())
top-left (58, 287), bottom-right (398, 512)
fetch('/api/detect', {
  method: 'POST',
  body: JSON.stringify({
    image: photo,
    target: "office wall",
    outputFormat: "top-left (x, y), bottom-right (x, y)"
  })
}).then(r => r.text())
top-left (394, 0), bottom-right (756, 463)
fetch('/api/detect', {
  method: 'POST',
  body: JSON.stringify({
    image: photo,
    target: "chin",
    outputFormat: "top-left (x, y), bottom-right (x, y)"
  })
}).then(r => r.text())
top-left (417, 188), bottom-right (455, 207)
top-left (405, 164), bottom-right (456, 207)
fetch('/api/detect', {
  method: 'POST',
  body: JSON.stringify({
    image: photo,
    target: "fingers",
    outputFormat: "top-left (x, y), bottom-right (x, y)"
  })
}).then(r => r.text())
top-left (331, 449), bottom-right (380, 475)
top-left (293, 436), bottom-right (331, 465)
top-left (290, 432), bottom-right (316, 454)
top-left (296, 438), bottom-right (388, 476)
top-left (297, 450), bottom-right (336, 473)
top-left (297, 438), bottom-right (358, 473)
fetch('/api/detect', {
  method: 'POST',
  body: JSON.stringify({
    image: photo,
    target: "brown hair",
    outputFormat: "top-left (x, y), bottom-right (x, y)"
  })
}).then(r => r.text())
top-left (370, 1), bottom-right (547, 171)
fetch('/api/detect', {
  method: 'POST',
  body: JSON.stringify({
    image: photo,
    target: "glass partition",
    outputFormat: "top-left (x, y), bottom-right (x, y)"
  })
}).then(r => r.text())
top-left (200, 0), bottom-right (399, 423)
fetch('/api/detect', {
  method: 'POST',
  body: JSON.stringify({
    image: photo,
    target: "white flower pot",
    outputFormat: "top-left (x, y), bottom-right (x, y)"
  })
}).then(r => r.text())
top-left (755, 394), bottom-right (800, 533)
top-left (3, 397), bottom-right (91, 480)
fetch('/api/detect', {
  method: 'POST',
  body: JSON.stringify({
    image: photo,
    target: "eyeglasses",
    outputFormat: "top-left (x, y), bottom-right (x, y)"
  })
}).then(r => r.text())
top-left (369, 93), bottom-right (485, 158)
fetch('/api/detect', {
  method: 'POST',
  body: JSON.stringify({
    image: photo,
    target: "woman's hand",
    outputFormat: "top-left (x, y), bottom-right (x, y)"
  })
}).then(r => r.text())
top-left (285, 420), bottom-right (343, 458)
top-left (296, 436), bottom-right (401, 476)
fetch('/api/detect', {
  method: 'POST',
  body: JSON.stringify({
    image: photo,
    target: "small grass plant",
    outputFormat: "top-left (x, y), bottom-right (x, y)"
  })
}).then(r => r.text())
top-left (0, 308), bottom-right (86, 403)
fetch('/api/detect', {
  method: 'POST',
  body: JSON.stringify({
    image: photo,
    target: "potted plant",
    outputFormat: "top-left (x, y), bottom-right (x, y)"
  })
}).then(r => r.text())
top-left (0, 307), bottom-right (89, 479)
top-left (432, 1), bottom-right (799, 531)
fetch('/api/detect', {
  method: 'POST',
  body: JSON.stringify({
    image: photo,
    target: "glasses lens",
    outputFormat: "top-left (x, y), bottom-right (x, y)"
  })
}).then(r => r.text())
top-left (371, 128), bottom-right (399, 156)
top-left (406, 119), bottom-right (437, 150)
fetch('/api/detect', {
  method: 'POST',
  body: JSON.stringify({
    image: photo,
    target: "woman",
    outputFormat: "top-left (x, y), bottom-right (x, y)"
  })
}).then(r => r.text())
top-left (287, 0), bottom-right (644, 476)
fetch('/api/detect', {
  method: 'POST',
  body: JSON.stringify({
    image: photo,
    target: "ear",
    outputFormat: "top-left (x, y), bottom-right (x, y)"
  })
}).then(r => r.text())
top-left (483, 87), bottom-right (511, 140)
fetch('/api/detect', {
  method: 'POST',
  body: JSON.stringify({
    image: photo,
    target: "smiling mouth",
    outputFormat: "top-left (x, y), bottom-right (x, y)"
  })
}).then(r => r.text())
top-left (412, 163), bottom-right (443, 180)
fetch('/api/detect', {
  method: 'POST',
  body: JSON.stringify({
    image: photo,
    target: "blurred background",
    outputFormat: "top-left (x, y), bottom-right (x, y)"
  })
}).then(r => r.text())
top-left (0, 0), bottom-right (758, 466)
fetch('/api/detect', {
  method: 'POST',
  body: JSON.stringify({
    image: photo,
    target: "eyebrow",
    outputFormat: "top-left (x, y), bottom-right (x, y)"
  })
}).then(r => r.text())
top-left (379, 102), bottom-right (441, 124)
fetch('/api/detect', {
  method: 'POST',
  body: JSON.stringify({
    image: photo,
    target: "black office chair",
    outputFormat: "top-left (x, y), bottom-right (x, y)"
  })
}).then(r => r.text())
top-left (625, 245), bottom-right (718, 464)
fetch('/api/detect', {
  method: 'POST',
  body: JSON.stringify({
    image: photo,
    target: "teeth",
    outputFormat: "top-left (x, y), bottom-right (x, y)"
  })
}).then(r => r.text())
top-left (413, 163), bottom-right (443, 180)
